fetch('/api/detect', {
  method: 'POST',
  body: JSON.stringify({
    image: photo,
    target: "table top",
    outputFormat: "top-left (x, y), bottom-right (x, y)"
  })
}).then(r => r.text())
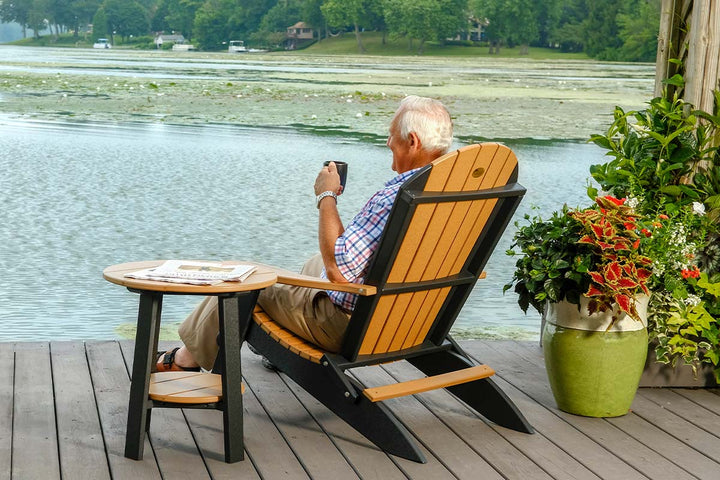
top-left (103, 260), bottom-right (277, 294)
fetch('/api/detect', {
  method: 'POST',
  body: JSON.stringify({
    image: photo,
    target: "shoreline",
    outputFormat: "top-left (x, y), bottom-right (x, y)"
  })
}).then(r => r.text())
top-left (0, 46), bottom-right (656, 141)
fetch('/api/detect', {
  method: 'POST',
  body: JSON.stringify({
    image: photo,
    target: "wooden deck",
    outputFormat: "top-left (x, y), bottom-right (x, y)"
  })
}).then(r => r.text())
top-left (2, 339), bottom-right (719, 480)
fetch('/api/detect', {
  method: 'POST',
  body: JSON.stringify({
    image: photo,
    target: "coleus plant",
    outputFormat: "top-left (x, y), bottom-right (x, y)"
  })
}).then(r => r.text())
top-left (569, 195), bottom-right (653, 322)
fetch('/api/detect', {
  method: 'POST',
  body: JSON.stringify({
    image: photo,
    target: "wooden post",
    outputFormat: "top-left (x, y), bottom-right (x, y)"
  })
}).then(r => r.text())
top-left (684, 0), bottom-right (720, 113)
top-left (656, 0), bottom-right (720, 113)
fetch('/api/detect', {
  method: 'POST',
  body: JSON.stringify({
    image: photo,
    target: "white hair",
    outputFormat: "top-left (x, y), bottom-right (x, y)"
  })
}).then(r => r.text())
top-left (394, 95), bottom-right (453, 154)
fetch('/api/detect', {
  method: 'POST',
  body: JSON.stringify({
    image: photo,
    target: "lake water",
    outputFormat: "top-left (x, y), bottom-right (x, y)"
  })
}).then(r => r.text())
top-left (0, 116), bottom-right (601, 341)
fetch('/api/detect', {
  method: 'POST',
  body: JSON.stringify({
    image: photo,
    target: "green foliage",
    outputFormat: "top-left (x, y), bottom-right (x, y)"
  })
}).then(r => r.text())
top-left (103, 0), bottom-right (150, 42)
top-left (590, 80), bottom-right (720, 380)
top-left (504, 206), bottom-right (593, 315)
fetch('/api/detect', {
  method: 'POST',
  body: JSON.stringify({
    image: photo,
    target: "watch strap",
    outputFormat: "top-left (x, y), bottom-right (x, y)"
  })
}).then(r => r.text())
top-left (316, 190), bottom-right (338, 208)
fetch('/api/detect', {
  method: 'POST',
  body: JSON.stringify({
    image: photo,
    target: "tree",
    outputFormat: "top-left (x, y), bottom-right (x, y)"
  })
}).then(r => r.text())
top-left (384, 0), bottom-right (467, 54)
top-left (321, 0), bottom-right (368, 53)
top-left (193, 0), bottom-right (236, 50)
top-left (103, 0), bottom-right (150, 42)
top-left (471, 0), bottom-right (512, 53)
top-left (0, 1), bottom-right (31, 37)
top-left (254, 0), bottom-right (302, 46)
top-left (301, 0), bottom-right (325, 39)
top-left (159, 0), bottom-right (203, 40)
top-left (617, 0), bottom-right (661, 62)
top-left (583, 0), bottom-right (622, 59)
top-left (70, 0), bottom-right (102, 37)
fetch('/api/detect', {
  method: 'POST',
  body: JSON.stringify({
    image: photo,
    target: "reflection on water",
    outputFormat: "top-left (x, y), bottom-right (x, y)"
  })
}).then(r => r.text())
top-left (0, 117), bottom-right (600, 341)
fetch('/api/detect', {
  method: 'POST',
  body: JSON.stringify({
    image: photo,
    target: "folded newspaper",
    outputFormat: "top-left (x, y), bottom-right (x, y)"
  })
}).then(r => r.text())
top-left (125, 260), bottom-right (256, 286)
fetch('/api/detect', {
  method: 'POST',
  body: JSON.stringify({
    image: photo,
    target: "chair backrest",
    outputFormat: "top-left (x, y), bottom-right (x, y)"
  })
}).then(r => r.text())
top-left (341, 143), bottom-right (526, 361)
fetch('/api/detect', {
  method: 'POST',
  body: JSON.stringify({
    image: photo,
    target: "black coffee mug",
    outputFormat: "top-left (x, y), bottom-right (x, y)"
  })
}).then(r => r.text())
top-left (323, 161), bottom-right (348, 192)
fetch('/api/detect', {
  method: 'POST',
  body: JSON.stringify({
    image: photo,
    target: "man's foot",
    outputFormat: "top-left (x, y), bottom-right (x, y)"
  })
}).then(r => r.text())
top-left (246, 343), bottom-right (277, 371)
top-left (156, 347), bottom-right (201, 372)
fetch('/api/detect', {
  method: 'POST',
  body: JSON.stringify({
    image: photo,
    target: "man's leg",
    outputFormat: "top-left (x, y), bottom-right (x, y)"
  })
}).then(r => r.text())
top-left (257, 254), bottom-right (350, 352)
top-left (176, 296), bottom-right (221, 371)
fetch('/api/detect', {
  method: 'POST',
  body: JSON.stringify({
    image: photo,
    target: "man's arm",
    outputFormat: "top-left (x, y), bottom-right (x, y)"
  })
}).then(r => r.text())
top-left (315, 162), bottom-right (348, 283)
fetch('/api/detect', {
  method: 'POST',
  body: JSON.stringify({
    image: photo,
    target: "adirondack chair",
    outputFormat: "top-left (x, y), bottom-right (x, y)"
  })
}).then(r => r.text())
top-left (246, 143), bottom-right (533, 463)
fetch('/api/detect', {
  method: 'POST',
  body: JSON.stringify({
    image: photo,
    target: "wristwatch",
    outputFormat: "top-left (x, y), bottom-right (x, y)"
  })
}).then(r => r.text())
top-left (316, 190), bottom-right (338, 208)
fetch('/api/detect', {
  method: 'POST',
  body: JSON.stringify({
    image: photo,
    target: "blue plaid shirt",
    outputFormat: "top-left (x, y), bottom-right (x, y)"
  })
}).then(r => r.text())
top-left (321, 168), bottom-right (421, 311)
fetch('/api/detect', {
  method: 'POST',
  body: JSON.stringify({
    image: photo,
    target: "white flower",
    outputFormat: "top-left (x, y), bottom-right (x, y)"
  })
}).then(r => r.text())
top-left (692, 202), bottom-right (706, 215)
top-left (626, 196), bottom-right (639, 208)
top-left (684, 295), bottom-right (702, 307)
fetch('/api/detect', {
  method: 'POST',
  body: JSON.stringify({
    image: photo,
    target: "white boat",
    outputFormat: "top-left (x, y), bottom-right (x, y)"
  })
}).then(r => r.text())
top-left (93, 38), bottom-right (111, 49)
top-left (172, 44), bottom-right (195, 51)
top-left (228, 40), bottom-right (247, 53)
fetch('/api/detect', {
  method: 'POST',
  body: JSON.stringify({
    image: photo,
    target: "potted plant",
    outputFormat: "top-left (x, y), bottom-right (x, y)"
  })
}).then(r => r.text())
top-left (589, 88), bottom-right (720, 385)
top-left (506, 195), bottom-right (653, 417)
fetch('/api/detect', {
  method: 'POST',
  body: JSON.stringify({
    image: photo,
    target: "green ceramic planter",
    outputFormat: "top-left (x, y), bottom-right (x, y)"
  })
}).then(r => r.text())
top-left (542, 296), bottom-right (649, 417)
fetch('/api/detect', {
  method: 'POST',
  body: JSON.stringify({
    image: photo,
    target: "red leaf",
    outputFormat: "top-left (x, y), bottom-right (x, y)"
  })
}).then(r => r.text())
top-left (578, 235), bottom-right (594, 244)
top-left (636, 268), bottom-right (652, 280)
top-left (614, 294), bottom-right (632, 314)
top-left (591, 223), bottom-right (604, 238)
top-left (624, 222), bottom-right (636, 230)
top-left (605, 262), bottom-right (622, 281)
top-left (588, 271), bottom-right (606, 285)
top-left (598, 241), bottom-right (614, 250)
top-left (586, 285), bottom-right (604, 297)
top-left (617, 278), bottom-right (639, 288)
top-left (633, 239), bottom-right (640, 249)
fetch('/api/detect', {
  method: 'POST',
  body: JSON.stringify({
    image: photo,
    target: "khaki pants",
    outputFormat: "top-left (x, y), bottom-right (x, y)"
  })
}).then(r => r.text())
top-left (179, 254), bottom-right (351, 370)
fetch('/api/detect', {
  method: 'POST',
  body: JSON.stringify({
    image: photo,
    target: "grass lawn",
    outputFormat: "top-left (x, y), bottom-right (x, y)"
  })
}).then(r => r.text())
top-left (295, 31), bottom-right (590, 60)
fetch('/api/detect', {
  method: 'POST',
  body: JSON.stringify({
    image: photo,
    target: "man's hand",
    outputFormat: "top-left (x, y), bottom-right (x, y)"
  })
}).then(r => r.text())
top-left (315, 161), bottom-right (343, 196)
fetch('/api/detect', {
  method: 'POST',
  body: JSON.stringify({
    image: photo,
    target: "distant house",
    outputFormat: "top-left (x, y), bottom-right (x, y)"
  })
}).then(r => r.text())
top-left (286, 22), bottom-right (314, 50)
top-left (155, 34), bottom-right (186, 49)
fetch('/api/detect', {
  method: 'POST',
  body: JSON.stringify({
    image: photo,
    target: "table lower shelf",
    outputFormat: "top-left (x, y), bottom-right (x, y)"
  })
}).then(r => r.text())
top-left (149, 371), bottom-right (244, 404)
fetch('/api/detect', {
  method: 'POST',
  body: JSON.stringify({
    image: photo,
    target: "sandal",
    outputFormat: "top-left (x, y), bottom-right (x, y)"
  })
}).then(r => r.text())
top-left (156, 347), bottom-right (200, 372)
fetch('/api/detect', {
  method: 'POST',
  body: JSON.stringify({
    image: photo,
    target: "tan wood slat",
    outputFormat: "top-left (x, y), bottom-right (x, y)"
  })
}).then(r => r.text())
top-left (388, 290), bottom-right (430, 351)
top-left (362, 365), bottom-right (495, 402)
top-left (409, 287), bottom-right (452, 347)
top-left (372, 292), bottom-right (415, 353)
top-left (386, 204), bottom-right (437, 283)
top-left (405, 202), bottom-right (456, 281)
top-left (402, 289), bottom-right (443, 349)
top-left (425, 148), bottom-right (459, 190)
top-left (149, 372), bottom-right (232, 404)
top-left (358, 295), bottom-right (398, 355)
top-left (253, 309), bottom-right (324, 363)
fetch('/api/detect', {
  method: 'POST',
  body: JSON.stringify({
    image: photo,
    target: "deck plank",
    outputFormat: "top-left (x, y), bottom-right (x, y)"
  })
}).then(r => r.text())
top-left (466, 340), bottom-right (662, 479)
top-left (670, 388), bottom-right (720, 416)
top-left (280, 374), bottom-right (409, 480)
top-left (86, 340), bottom-right (161, 479)
top-left (481, 341), bottom-right (695, 479)
top-left (351, 364), bottom-right (501, 480)
top-left (51, 341), bottom-right (111, 480)
top-left (0, 343), bottom-right (13, 479)
top-left (12, 342), bottom-right (60, 480)
top-left (459, 341), bottom-right (638, 480)
top-left (6, 339), bottom-right (720, 479)
top-left (381, 360), bottom-right (556, 480)
top-left (119, 341), bottom-right (213, 479)
top-left (237, 374), bottom-right (311, 479)
top-left (242, 349), bottom-right (359, 480)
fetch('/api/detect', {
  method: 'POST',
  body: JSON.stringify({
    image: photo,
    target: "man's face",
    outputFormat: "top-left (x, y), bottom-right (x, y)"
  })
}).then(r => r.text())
top-left (386, 116), bottom-right (413, 173)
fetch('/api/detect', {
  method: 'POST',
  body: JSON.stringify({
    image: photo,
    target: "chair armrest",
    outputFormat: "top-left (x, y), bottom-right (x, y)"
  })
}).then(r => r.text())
top-left (270, 267), bottom-right (377, 296)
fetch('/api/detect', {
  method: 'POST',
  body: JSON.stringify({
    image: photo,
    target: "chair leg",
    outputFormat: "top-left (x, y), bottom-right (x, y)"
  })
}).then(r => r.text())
top-left (246, 325), bottom-right (427, 463)
top-left (408, 344), bottom-right (534, 434)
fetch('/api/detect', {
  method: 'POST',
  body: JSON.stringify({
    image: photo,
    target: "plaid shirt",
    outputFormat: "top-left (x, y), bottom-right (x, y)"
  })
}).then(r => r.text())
top-left (321, 168), bottom-right (421, 311)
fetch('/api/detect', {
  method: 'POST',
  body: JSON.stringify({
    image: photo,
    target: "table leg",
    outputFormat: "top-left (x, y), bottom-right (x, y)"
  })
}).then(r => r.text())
top-left (125, 292), bottom-right (163, 460)
top-left (217, 291), bottom-right (258, 463)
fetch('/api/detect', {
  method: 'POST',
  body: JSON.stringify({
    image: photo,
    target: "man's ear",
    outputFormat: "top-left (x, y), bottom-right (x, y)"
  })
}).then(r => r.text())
top-left (408, 131), bottom-right (422, 150)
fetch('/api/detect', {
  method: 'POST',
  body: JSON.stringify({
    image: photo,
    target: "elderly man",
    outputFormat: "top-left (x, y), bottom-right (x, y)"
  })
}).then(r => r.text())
top-left (158, 95), bottom-right (454, 372)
